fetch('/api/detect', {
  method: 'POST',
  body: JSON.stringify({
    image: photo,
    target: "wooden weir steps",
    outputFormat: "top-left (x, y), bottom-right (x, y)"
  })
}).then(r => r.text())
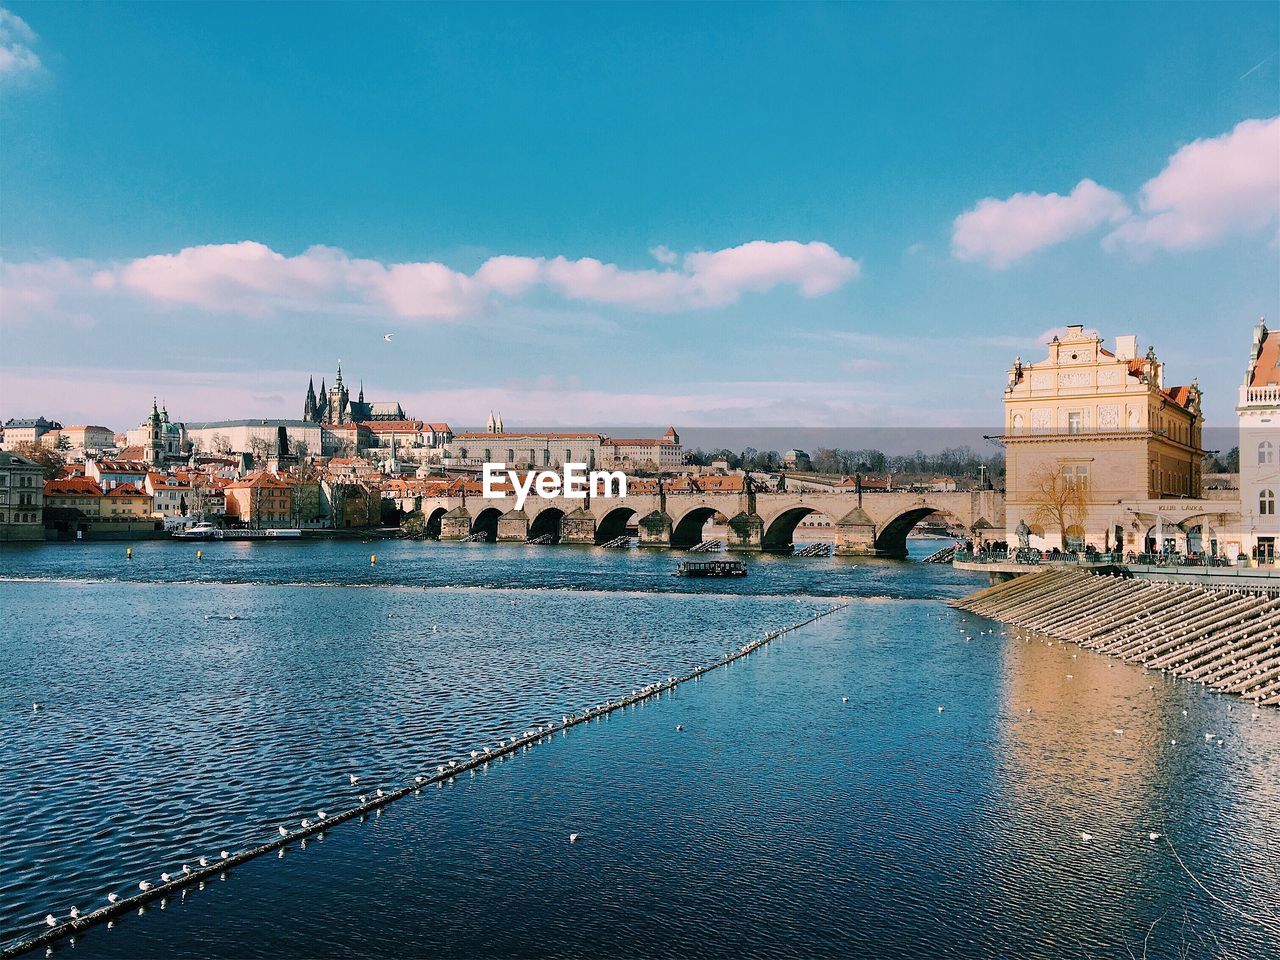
top-left (950, 569), bottom-right (1280, 706)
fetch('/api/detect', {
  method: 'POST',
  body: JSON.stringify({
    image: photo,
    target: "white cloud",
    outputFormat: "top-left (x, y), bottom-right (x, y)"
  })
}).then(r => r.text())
top-left (650, 245), bottom-right (678, 265)
top-left (5, 239), bottom-right (861, 323)
top-left (0, 8), bottom-right (41, 80)
top-left (1104, 116), bottom-right (1280, 253)
top-left (951, 179), bottom-right (1129, 269)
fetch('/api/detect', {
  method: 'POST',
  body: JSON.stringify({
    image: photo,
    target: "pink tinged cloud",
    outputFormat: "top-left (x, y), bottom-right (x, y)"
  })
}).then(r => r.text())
top-left (951, 179), bottom-right (1130, 269)
top-left (1104, 116), bottom-right (1280, 253)
top-left (9, 239), bottom-right (860, 323)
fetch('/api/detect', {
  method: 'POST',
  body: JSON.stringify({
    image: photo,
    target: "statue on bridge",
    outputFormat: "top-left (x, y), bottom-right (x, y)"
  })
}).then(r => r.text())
top-left (1015, 519), bottom-right (1031, 550)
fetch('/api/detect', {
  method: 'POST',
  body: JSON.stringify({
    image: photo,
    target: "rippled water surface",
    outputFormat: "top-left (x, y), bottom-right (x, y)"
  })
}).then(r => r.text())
top-left (2, 539), bottom-right (1278, 958)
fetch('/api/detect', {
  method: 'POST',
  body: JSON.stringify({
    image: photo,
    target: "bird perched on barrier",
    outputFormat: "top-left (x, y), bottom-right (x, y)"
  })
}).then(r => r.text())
top-left (198, 857), bottom-right (208, 867)
top-left (318, 811), bottom-right (327, 820)
top-left (219, 851), bottom-right (229, 860)
top-left (108, 893), bottom-right (120, 904)
top-left (278, 826), bottom-right (289, 838)
top-left (160, 872), bottom-right (171, 883)
top-left (376, 788), bottom-right (384, 797)
top-left (301, 819), bottom-right (311, 829)
top-left (138, 881), bottom-right (151, 892)
top-left (181, 864), bottom-right (191, 875)
top-left (69, 907), bottom-right (80, 919)
top-left (44, 915), bottom-right (56, 928)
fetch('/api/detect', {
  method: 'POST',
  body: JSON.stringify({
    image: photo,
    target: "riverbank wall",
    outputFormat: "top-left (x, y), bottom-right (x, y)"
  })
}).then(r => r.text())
top-left (951, 569), bottom-right (1280, 706)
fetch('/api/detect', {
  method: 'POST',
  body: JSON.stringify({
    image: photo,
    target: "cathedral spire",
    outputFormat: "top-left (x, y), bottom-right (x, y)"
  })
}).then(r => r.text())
top-left (359, 380), bottom-right (364, 403)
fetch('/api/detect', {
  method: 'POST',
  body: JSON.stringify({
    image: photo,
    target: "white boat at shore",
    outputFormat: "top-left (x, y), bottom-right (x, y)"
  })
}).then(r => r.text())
top-left (172, 523), bottom-right (302, 541)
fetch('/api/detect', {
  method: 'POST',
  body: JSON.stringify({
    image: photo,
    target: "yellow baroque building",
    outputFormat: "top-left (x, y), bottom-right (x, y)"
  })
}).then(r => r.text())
top-left (1002, 325), bottom-right (1230, 555)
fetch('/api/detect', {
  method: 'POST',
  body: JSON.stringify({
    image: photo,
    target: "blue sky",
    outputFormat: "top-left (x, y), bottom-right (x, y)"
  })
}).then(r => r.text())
top-left (1, 2), bottom-right (1277, 432)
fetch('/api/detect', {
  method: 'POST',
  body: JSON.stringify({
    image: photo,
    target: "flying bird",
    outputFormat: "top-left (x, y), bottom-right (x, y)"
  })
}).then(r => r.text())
top-left (383, 334), bottom-right (394, 342)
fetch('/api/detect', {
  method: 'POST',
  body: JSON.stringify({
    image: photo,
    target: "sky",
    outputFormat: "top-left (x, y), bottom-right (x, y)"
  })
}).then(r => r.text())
top-left (1, 1), bottom-right (1277, 434)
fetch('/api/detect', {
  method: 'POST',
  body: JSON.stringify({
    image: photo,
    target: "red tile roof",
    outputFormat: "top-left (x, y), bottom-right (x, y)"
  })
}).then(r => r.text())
top-left (44, 477), bottom-right (104, 496)
top-left (105, 483), bottom-right (148, 499)
top-left (1251, 326), bottom-right (1280, 387)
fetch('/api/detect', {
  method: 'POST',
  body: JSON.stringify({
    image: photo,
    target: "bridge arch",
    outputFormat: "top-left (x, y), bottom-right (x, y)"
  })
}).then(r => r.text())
top-left (595, 506), bottom-right (636, 544)
top-left (671, 505), bottom-right (720, 548)
top-left (471, 506), bottom-right (503, 542)
top-left (528, 505), bottom-right (565, 542)
top-left (424, 505), bottom-right (447, 539)
top-left (762, 506), bottom-right (835, 553)
top-left (874, 506), bottom-right (943, 558)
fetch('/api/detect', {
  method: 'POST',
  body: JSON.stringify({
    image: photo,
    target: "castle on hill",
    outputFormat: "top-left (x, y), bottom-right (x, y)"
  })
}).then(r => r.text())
top-left (302, 364), bottom-right (406, 424)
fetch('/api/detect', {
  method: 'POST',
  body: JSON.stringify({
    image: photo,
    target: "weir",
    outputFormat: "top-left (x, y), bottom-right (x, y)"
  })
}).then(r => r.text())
top-left (951, 570), bottom-right (1280, 706)
top-left (4, 601), bottom-right (850, 959)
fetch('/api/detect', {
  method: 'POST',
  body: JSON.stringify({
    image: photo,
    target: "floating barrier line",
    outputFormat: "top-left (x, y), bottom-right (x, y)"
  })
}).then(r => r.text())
top-left (4, 600), bottom-right (851, 959)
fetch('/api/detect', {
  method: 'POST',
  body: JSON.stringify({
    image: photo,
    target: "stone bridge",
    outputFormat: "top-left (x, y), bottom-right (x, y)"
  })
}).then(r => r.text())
top-left (418, 487), bottom-right (1004, 557)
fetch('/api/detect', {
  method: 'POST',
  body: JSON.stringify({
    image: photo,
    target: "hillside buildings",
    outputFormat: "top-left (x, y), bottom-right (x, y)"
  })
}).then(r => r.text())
top-left (444, 415), bottom-right (683, 471)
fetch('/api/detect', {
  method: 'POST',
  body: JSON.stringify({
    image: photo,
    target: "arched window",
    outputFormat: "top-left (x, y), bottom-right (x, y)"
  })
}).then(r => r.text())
top-left (1260, 441), bottom-right (1275, 465)
top-left (1261, 490), bottom-right (1276, 516)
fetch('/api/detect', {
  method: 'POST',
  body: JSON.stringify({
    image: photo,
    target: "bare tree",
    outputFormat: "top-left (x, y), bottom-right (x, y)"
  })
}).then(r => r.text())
top-left (1026, 462), bottom-right (1089, 549)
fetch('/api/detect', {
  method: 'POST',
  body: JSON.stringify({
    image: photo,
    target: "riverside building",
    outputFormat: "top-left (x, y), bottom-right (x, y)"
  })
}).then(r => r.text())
top-left (1238, 318), bottom-right (1280, 565)
top-left (1002, 324), bottom-right (1235, 557)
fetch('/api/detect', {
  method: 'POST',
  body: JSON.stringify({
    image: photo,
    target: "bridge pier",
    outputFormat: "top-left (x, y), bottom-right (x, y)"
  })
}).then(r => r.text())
top-left (497, 509), bottom-right (529, 542)
top-left (439, 506), bottom-right (472, 541)
top-left (726, 511), bottom-right (764, 552)
top-left (834, 506), bottom-right (899, 558)
top-left (560, 507), bottom-right (597, 545)
top-left (637, 510), bottom-right (672, 548)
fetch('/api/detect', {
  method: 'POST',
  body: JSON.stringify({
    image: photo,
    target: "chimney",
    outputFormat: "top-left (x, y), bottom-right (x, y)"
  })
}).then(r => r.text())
top-left (1114, 335), bottom-right (1138, 361)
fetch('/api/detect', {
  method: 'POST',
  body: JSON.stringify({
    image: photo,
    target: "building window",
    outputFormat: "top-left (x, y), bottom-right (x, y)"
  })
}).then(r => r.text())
top-left (1260, 441), bottom-right (1275, 465)
top-left (1067, 412), bottom-right (1082, 434)
top-left (1261, 490), bottom-right (1276, 516)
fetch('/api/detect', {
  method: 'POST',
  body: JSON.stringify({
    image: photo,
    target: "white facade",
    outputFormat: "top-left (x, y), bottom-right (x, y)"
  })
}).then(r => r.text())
top-left (1238, 320), bottom-right (1280, 565)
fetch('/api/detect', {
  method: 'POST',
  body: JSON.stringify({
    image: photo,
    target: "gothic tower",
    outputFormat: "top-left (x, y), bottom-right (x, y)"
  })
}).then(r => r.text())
top-left (304, 377), bottom-right (318, 421)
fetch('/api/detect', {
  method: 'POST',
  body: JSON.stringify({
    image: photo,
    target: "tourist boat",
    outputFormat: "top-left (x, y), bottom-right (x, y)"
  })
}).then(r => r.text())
top-left (172, 524), bottom-right (302, 541)
top-left (676, 558), bottom-right (747, 577)
top-left (173, 522), bottom-right (219, 540)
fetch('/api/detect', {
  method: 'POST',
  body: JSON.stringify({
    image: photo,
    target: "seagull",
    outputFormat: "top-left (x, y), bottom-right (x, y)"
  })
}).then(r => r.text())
top-left (219, 851), bottom-right (229, 860)
top-left (841, 697), bottom-right (849, 703)
top-left (32, 702), bottom-right (41, 712)
top-left (69, 907), bottom-right (80, 919)
top-left (569, 833), bottom-right (580, 843)
top-left (383, 334), bottom-right (394, 342)
top-left (470, 750), bottom-right (479, 759)
top-left (1080, 832), bottom-right (1093, 843)
top-left (349, 774), bottom-right (359, 785)
top-left (138, 881), bottom-right (152, 892)
top-left (359, 794), bottom-right (367, 804)
top-left (675, 724), bottom-right (683, 731)
top-left (181, 864), bottom-right (191, 875)
top-left (415, 775), bottom-right (424, 784)
top-left (318, 811), bottom-right (328, 820)
top-left (300, 819), bottom-right (311, 829)
top-left (376, 788), bottom-right (384, 797)
top-left (937, 706), bottom-right (945, 713)
top-left (278, 826), bottom-right (289, 838)
top-left (45, 915), bottom-right (56, 928)
top-left (1148, 832), bottom-right (1161, 840)
top-left (198, 857), bottom-right (208, 867)
top-left (108, 893), bottom-right (120, 904)
top-left (160, 873), bottom-right (171, 883)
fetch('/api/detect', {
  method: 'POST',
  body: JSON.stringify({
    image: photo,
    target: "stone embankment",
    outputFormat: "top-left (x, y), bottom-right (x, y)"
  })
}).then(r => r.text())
top-left (951, 569), bottom-right (1280, 706)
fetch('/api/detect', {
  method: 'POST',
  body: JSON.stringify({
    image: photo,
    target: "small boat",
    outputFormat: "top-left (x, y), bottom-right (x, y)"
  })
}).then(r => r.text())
top-left (173, 522), bottom-right (219, 540)
top-left (676, 558), bottom-right (747, 577)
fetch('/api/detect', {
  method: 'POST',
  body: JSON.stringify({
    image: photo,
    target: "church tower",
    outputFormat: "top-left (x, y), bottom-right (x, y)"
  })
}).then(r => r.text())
top-left (145, 398), bottom-right (164, 466)
top-left (304, 377), bottom-right (318, 422)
